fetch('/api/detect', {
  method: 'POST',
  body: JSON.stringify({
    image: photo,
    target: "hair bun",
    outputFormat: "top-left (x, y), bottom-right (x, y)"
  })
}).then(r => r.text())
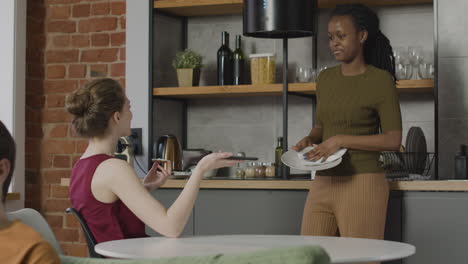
top-left (65, 89), bottom-right (92, 117)
top-left (65, 78), bottom-right (125, 138)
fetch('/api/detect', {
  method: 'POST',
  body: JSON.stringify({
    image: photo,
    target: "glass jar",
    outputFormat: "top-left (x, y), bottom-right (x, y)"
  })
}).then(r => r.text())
top-left (235, 166), bottom-right (245, 179)
top-left (249, 53), bottom-right (276, 84)
top-left (233, 152), bottom-right (246, 179)
top-left (244, 162), bottom-right (256, 179)
top-left (265, 162), bottom-right (276, 178)
top-left (254, 162), bottom-right (266, 178)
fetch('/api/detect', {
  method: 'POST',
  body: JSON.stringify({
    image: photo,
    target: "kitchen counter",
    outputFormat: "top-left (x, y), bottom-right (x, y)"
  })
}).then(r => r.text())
top-left (6, 192), bottom-right (20, 201)
top-left (60, 178), bottom-right (468, 191)
top-left (160, 179), bottom-right (468, 191)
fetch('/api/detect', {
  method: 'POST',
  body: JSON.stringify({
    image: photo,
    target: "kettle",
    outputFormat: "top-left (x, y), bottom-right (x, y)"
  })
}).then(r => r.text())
top-left (154, 135), bottom-right (183, 171)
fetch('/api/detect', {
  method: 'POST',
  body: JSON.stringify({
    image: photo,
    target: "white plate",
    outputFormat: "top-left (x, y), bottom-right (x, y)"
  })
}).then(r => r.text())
top-left (170, 171), bottom-right (191, 179)
top-left (296, 146), bottom-right (347, 165)
top-left (281, 147), bottom-right (347, 171)
top-left (282, 155), bottom-right (342, 171)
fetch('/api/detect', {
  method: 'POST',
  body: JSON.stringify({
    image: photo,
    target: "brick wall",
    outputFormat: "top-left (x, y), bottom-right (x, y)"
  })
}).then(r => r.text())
top-left (26, 0), bottom-right (126, 257)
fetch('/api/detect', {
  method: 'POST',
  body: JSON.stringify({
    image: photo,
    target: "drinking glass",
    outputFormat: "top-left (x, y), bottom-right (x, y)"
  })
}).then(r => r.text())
top-left (393, 47), bottom-right (408, 65)
top-left (408, 46), bottom-right (424, 79)
top-left (408, 46), bottom-right (424, 66)
top-left (295, 66), bottom-right (314, 82)
top-left (418, 63), bottom-right (434, 79)
top-left (396, 63), bottom-right (413, 80)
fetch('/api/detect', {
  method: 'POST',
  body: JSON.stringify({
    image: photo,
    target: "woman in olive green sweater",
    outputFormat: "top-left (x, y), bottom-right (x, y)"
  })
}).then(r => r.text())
top-left (293, 4), bottom-right (402, 244)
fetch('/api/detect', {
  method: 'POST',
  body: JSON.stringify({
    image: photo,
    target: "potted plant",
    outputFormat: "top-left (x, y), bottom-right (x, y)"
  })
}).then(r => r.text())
top-left (172, 49), bottom-right (203, 87)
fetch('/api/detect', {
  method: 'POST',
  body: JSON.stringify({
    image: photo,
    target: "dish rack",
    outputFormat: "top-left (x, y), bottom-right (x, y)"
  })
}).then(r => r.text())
top-left (380, 152), bottom-right (436, 180)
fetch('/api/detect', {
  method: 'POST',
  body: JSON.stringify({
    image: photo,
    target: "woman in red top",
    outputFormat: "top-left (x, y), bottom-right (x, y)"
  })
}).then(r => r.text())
top-left (66, 78), bottom-right (240, 242)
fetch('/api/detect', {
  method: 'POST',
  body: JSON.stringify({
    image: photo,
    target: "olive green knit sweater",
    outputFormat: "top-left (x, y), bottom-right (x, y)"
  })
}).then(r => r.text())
top-left (316, 65), bottom-right (402, 176)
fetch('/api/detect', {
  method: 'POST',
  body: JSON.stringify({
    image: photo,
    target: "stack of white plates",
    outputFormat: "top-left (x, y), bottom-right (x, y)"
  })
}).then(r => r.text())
top-left (281, 146), bottom-right (347, 171)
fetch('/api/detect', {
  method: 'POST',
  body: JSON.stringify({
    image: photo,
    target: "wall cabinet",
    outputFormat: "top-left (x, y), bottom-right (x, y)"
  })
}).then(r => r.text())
top-left (402, 192), bottom-right (468, 264)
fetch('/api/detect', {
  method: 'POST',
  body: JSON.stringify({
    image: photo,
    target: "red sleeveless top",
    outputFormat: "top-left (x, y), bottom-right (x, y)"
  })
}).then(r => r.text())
top-left (69, 154), bottom-right (146, 243)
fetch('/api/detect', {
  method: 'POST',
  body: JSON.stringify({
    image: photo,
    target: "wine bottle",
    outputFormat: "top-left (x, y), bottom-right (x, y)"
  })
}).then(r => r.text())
top-left (217, 31), bottom-right (233, 85)
top-left (275, 137), bottom-right (283, 178)
top-left (233, 35), bottom-right (245, 85)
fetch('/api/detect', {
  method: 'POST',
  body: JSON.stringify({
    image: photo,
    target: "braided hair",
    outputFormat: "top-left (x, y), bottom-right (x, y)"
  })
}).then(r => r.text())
top-left (330, 4), bottom-right (396, 81)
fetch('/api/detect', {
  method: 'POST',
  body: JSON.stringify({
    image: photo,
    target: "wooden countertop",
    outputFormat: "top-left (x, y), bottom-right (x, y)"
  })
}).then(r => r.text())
top-left (61, 178), bottom-right (468, 192)
top-left (160, 179), bottom-right (468, 191)
top-left (6, 192), bottom-right (20, 201)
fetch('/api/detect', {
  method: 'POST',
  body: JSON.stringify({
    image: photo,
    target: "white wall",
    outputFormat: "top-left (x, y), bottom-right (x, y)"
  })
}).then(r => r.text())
top-left (126, 0), bottom-right (150, 176)
top-left (0, 0), bottom-right (26, 211)
top-left (0, 1), bottom-right (15, 129)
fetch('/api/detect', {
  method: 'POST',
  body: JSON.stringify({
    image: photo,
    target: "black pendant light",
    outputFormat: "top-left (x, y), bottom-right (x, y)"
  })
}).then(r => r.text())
top-left (243, 0), bottom-right (315, 38)
top-left (243, 0), bottom-right (316, 179)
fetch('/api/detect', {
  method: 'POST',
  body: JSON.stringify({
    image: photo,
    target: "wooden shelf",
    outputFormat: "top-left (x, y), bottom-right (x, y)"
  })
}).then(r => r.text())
top-left (153, 83), bottom-right (315, 98)
top-left (152, 79), bottom-right (433, 98)
top-left (154, 0), bottom-right (243, 16)
top-left (396, 79), bottom-right (434, 93)
top-left (154, 0), bottom-right (432, 17)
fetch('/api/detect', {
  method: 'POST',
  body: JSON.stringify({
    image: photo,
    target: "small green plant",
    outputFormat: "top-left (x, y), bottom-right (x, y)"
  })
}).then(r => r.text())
top-left (172, 49), bottom-right (203, 69)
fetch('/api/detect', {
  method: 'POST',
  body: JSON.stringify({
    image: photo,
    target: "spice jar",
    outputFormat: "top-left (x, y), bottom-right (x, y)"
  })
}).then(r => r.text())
top-left (233, 152), bottom-right (246, 179)
top-left (265, 162), bottom-right (276, 178)
top-left (244, 162), bottom-right (256, 179)
top-left (235, 166), bottom-right (245, 179)
top-left (254, 162), bottom-right (266, 178)
top-left (250, 53), bottom-right (276, 84)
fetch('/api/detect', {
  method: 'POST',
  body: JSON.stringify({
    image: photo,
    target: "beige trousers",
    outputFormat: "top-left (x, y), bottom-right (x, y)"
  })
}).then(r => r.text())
top-left (301, 173), bottom-right (389, 264)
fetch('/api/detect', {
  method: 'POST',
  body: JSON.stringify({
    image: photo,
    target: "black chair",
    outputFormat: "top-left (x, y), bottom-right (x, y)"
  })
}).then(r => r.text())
top-left (66, 208), bottom-right (103, 258)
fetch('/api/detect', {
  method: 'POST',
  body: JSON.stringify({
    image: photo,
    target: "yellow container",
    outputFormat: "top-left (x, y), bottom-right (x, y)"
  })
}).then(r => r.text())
top-left (249, 53), bottom-right (276, 84)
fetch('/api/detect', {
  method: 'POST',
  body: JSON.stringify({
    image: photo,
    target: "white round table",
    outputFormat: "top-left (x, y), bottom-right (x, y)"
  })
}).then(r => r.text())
top-left (95, 235), bottom-right (415, 263)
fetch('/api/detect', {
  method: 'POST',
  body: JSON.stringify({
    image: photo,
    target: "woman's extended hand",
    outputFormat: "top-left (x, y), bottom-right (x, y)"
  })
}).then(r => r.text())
top-left (292, 136), bottom-right (314, 152)
top-left (304, 136), bottom-right (342, 162)
top-left (196, 152), bottom-right (241, 173)
top-left (143, 161), bottom-right (172, 191)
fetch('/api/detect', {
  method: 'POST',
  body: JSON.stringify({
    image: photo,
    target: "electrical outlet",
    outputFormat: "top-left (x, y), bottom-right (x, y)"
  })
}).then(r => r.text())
top-left (130, 128), bottom-right (143, 155)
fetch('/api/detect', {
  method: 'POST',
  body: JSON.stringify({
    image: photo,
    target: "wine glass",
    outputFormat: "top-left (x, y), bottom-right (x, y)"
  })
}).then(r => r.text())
top-left (408, 46), bottom-right (424, 66)
top-left (393, 47), bottom-right (408, 65)
top-left (408, 46), bottom-right (424, 79)
top-left (396, 63), bottom-right (413, 80)
top-left (422, 50), bottom-right (434, 64)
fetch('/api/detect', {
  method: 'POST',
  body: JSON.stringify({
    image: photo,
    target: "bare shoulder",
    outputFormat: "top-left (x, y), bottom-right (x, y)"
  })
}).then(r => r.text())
top-left (94, 158), bottom-right (136, 182)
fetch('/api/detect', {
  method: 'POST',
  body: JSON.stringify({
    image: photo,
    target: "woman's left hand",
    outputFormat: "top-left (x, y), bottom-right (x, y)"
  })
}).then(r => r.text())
top-left (304, 136), bottom-right (342, 162)
top-left (143, 161), bottom-right (172, 191)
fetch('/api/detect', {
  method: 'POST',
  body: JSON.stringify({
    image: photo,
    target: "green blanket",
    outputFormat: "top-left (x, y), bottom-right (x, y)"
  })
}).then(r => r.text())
top-left (60, 246), bottom-right (330, 264)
